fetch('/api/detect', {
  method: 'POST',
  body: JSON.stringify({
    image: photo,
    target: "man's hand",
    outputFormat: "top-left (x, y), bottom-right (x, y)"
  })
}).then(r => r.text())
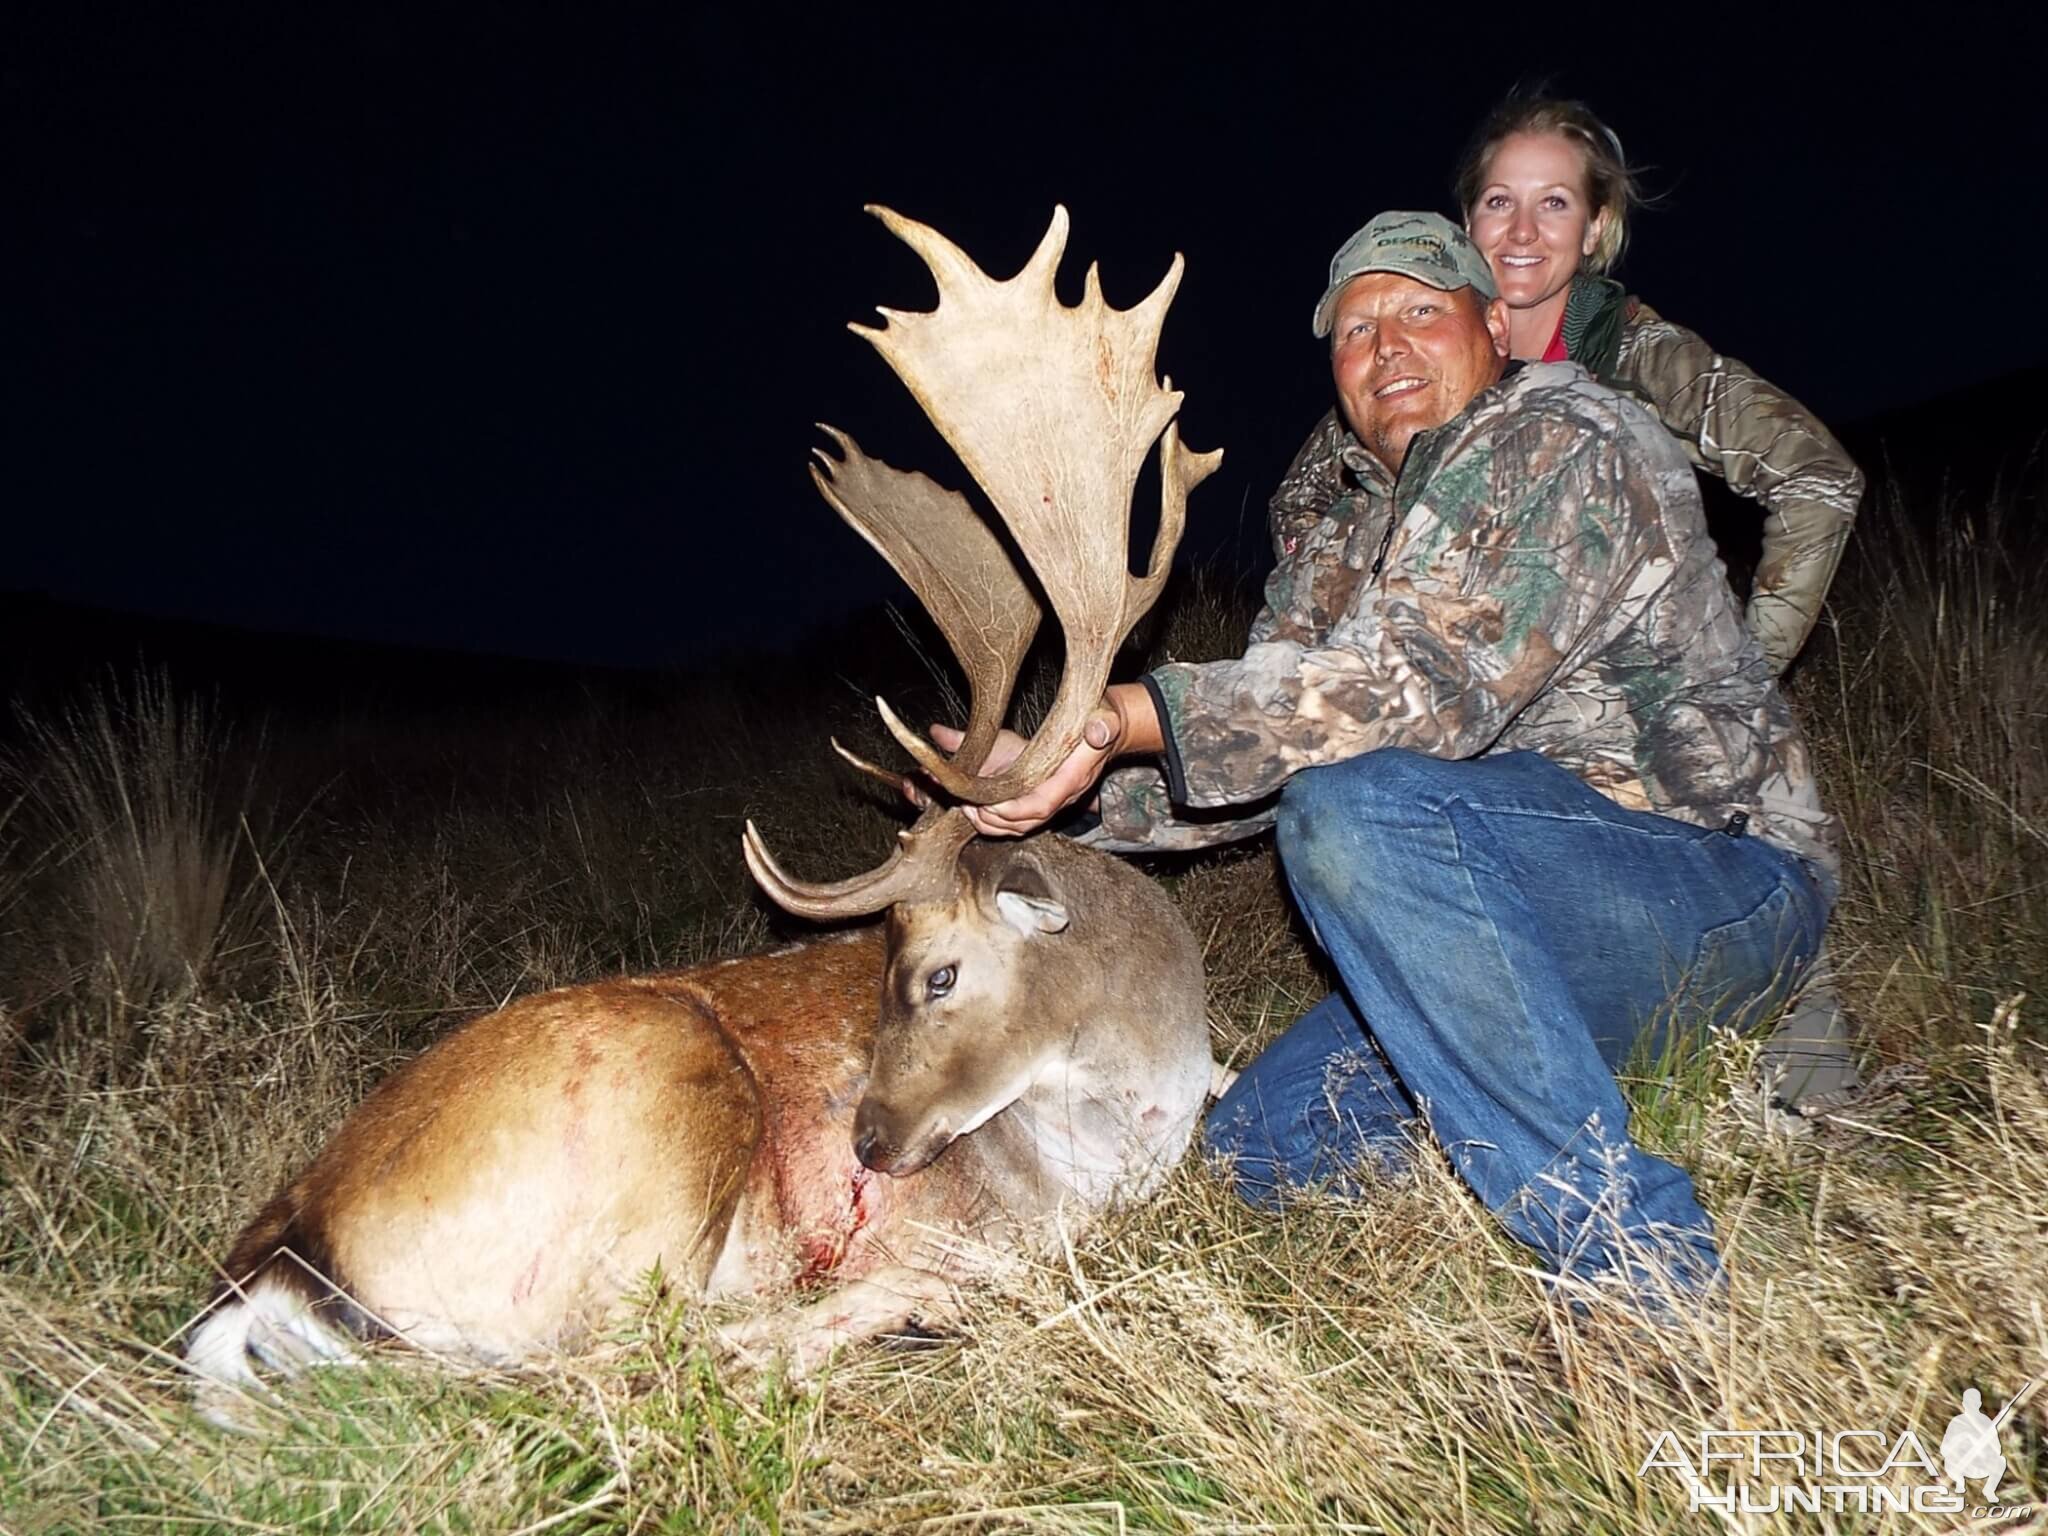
top-left (927, 722), bottom-right (1026, 776)
top-left (897, 724), bottom-right (1024, 811)
top-left (927, 684), bottom-right (1161, 839)
top-left (924, 719), bottom-right (1100, 835)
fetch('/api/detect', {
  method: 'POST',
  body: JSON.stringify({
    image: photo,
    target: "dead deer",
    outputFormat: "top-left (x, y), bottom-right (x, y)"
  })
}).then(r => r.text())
top-left (182, 204), bottom-right (1224, 1413)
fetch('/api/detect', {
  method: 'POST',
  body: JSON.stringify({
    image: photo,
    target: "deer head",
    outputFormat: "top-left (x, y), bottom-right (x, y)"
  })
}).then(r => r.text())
top-left (741, 203), bottom-right (1223, 919)
top-left (852, 839), bottom-right (1079, 1175)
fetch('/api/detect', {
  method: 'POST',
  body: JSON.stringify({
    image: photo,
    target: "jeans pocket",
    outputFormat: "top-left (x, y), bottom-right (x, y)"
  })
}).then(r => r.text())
top-left (1683, 877), bottom-right (1815, 1038)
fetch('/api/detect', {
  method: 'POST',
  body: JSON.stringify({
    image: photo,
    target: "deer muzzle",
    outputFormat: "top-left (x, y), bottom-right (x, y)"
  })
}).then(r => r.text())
top-left (852, 1096), bottom-right (952, 1178)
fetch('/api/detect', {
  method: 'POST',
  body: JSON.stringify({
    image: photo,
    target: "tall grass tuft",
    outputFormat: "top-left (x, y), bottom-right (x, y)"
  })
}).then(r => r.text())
top-left (4, 669), bottom-right (269, 1060)
top-left (1803, 483), bottom-right (2048, 1061)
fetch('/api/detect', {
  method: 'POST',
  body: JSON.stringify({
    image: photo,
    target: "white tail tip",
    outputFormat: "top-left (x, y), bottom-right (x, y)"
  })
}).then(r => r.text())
top-left (183, 1274), bottom-right (360, 1422)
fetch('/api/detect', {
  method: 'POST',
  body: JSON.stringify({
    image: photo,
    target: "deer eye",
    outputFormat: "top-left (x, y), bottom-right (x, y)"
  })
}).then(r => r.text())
top-left (926, 965), bottom-right (957, 999)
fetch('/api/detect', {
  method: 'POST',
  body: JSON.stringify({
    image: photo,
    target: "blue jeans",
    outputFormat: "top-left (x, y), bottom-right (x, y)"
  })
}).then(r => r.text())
top-left (1203, 748), bottom-right (1828, 1294)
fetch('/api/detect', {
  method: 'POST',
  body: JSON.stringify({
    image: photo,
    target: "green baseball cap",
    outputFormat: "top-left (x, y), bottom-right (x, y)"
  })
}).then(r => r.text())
top-left (1311, 211), bottom-right (1499, 338)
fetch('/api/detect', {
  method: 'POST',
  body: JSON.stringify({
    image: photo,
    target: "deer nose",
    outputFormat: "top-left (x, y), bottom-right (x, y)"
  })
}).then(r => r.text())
top-left (854, 1126), bottom-right (882, 1169)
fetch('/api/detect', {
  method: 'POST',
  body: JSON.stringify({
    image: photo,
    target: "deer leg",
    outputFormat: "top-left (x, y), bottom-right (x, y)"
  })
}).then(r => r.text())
top-left (1210, 1059), bottom-right (1239, 1099)
top-left (715, 1264), bottom-right (960, 1381)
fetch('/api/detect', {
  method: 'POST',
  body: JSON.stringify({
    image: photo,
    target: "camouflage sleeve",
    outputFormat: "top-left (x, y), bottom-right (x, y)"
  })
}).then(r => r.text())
top-left (1068, 764), bottom-right (1278, 854)
top-left (1148, 410), bottom-right (1644, 809)
top-left (1617, 309), bottom-right (1863, 674)
top-left (1266, 409), bottom-right (1349, 555)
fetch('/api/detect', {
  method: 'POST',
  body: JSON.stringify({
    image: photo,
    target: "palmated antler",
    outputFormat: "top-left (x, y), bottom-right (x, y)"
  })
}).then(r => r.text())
top-left (854, 204), bottom-right (1223, 801)
top-left (744, 205), bottom-right (1220, 920)
top-left (807, 425), bottom-right (1040, 775)
top-left (740, 425), bottom-right (1041, 918)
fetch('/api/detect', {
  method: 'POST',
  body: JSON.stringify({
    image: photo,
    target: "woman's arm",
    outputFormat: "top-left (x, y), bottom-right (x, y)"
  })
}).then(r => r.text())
top-left (1617, 305), bottom-right (1864, 674)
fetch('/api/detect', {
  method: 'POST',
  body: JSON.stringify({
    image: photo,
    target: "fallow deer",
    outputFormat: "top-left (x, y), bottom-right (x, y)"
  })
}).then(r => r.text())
top-left (182, 204), bottom-right (1225, 1414)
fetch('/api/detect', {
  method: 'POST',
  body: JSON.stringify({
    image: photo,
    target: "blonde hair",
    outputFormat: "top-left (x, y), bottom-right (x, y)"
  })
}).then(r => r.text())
top-left (1453, 90), bottom-right (1643, 275)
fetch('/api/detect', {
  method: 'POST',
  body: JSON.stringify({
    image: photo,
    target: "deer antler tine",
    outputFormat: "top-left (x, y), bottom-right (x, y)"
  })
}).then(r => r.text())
top-left (1131, 249), bottom-right (1188, 349)
top-left (1132, 419), bottom-right (1226, 613)
top-left (740, 818), bottom-right (905, 919)
top-left (810, 422), bottom-right (854, 465)
top-left (830, 737), bottom-right (931, 810)
top-left (1018, 203), bottom-right (1072, 290)
top-left (863, 203), bottom-right (991, 299)
top-left (742, 810), bottom-right (974, 921)
top-left (875, 695), bottom-right (958, 782)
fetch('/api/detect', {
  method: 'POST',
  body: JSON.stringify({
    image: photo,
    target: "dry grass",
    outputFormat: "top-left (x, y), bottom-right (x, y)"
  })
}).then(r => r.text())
top-left (2, 492), bottom-right (2045, 1533)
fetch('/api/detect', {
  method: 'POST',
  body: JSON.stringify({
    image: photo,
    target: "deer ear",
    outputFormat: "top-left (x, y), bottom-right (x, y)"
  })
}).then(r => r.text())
top-left (985, 850), bottom-right (1071, 936)
top-left (996, 889), bottom-right (1069, 936)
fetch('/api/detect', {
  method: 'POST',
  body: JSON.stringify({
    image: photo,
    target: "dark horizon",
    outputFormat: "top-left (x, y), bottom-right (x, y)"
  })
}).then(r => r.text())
top-left (9, 10), bottom-right (2046, 672)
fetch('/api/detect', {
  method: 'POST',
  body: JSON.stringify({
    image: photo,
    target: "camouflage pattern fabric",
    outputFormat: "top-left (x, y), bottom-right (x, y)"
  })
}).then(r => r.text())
top-left (1261, 289), bottom-right (1864, 675)
top-left (1619, 300), bottom-right (1863, 674)
top-left (1081, 361), bottom-right (1840, 893)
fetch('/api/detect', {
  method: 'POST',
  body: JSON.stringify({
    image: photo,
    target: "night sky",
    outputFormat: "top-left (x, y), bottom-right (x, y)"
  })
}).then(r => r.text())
top-left (8, 10), bottom-right (2046, 670)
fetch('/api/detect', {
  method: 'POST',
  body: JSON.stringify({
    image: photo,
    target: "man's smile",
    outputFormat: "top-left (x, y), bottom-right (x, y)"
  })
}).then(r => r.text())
top-left (1373, 375), bottom-right (1431, 399)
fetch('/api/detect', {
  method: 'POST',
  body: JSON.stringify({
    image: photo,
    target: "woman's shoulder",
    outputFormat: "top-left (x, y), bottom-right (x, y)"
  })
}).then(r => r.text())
top-left (1617, 292), bottom-right (1696, 344)
top-left (1613, 293), bottom-right (1722, 384)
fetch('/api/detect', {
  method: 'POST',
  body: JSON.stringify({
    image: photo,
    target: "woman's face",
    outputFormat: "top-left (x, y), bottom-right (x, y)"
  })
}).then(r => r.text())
top-left (1465, 131), bottom-right (1608, 312)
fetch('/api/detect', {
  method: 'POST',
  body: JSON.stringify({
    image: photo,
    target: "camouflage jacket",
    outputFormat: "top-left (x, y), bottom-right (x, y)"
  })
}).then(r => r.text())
top-left (1079, 361), bottom-right (1840, 892)
top-left (1263, 278), bottom-right (1864, 675)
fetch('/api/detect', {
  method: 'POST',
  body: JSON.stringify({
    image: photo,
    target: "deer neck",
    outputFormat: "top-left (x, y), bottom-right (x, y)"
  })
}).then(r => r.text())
top-left (997, 1038), bottom-right (1205, 1207)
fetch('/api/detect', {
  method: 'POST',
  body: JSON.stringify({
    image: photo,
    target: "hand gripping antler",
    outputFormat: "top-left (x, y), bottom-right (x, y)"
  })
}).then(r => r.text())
top-left (856, 204), bottom-right (1223, 801)
top-left (743, 205), bottom-right (1221, 919)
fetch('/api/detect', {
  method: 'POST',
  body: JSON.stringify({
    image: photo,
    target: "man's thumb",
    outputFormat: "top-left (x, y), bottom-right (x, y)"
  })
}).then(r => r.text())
top-left (1081, 703), bottom-right (1119, 752)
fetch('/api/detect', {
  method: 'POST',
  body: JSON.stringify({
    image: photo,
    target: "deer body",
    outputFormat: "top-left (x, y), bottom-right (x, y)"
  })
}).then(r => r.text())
top-left (186, 203), bottom-right (1224, 1407)
top-left (187, 835), bottom-right (1208, 1395)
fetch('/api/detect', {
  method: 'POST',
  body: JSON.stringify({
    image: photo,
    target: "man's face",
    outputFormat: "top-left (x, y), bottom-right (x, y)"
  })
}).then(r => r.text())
top-left (1328, 272), bottom-right (1511, 472)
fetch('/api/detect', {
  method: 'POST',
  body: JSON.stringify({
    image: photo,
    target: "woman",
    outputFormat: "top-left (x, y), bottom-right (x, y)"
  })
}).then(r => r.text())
top-left (1266, 92), bottom-right (1863, 1112)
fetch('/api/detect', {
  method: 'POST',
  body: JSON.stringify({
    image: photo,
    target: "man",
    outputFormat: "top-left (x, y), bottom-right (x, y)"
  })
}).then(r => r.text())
top-left (951, 211), bottom-right (1837, 1305)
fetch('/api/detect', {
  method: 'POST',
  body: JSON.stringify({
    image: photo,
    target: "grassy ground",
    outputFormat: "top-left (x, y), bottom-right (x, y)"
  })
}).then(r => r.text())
top-left (1, 487), bottom-right (2044, 1533)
